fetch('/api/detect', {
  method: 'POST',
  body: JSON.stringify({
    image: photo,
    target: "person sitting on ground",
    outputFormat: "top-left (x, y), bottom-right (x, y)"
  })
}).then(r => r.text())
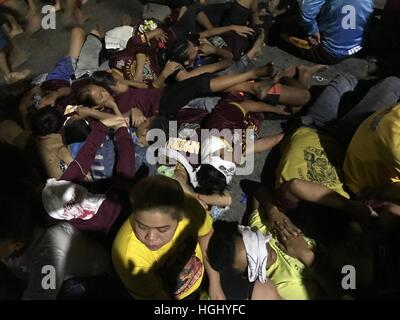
top-left (207, 216), bottom-right (346, 300)
top-left (112, 175), bottom-right (226, 300)
top-left (269, 0), bottom-right (374, 64)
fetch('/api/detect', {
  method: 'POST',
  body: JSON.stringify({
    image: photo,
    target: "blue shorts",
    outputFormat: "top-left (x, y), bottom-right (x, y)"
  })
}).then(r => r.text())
top-left (45, 56), bottom-right (77, 83)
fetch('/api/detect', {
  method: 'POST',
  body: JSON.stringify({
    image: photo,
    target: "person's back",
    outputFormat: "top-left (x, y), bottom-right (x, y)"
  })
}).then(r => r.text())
top-left (301, 0), bottom-right (374, 58)
top-left (344, 103), bottom-right (400, 194)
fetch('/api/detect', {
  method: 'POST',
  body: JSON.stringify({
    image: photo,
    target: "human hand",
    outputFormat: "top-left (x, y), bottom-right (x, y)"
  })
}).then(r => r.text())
top-left (231, 25), bottom-right (255, 37)
top-left (100, 116), bottom-right (128, 130)
top-left (130, 107), bottom-right (147, 127)
top-left (267, 207), bottom-right (302, 236)
top-left (161, 60), bottom-right (182, 78)
top-left (155, 32), bottom-right (168, 44)
top-left (274, 220), bottom-right (314, 267)
top-left (199, 40), bottom-right (216, 56)
top-left (208, 282), bottom-right (226, 300)
top-left (308, 32), bottom-right (321, 46)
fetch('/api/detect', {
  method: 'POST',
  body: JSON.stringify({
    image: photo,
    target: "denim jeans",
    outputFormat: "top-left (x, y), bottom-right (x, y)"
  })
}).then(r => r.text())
top-left (301, 74), bottom-right (400, 144)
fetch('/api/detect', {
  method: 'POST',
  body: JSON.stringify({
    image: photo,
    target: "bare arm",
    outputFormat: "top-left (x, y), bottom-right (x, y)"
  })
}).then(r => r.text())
top-left (112, 70), bottom-right (149, 89)
top-left (279, 178), bottom-right (372, 221)
top-left (200, 25), bottom-right (254, 38)
top-left (199, 229), bottom-right (226, 300)
top-left (133, 53), bottom-right (146, 83)
top-left (197, 192), bottom-right (232, 208)
top-left (251, 280), bottom-right (281, 300)
top-left (175, 60), bottom-right (232, 81)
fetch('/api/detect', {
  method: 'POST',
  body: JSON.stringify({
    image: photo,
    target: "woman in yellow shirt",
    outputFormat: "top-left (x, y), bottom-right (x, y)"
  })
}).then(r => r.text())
top-left (112, 175), bottom-right (225, 300)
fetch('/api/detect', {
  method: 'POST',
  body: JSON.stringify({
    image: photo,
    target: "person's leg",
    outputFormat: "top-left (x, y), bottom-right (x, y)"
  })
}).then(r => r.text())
top-left (25, 0), bottom-right (41, 34)
top-left (240, 99), bottom-right (290, 116)
top-left (160, 65), bottom-right (270, 117)
top-left (170, 3), bottom-right (203, 37)
top-left (68, 26), bottom-right (86, 58)
top-left (339, 76), bottom-right (400, 141)
top-left (302, 73), bottom-right (358, 128)
top-left (0, 31), bottom-right (30, 83)
top-left (246, 133), bottom-right (284, 154)
top-left (216, 29), bottom-right (265, 76)
top-left (74, 27), bottom-right (103, 79)
top-left (210, 65), bottom-right (271, 92)
top-left (196, 10), bottom-right (214, 30)
top-left (45, 27), bottom-right (85, 82)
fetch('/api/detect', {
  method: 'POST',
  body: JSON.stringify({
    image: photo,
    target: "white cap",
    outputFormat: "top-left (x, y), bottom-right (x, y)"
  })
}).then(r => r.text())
top-left (42, 179), bottom-right (106, 221)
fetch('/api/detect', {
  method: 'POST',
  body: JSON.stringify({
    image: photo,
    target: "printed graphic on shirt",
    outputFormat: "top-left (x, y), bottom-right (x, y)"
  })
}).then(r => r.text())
top-left (115, 55), bottom-right (157, 81)
top-left (302, 147), bottom-right (341, 189)
top-left (158, 236), bottom-right (203, 298)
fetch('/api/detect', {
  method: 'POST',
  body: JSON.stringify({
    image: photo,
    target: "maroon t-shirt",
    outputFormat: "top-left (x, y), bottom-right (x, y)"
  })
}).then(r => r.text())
top-left (114, 87), bottom-right (164, 117)
top-left (109, 34), bottom-right (161, 84)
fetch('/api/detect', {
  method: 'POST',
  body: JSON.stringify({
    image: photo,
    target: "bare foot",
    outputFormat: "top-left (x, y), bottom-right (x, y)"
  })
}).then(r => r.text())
top-left (297, 64), bottom-right (328, 82)
top-left (271, 104), bottom-right (291, 116)
top-left (75, 10), bottom-right (91, 26)
top-left (247, 29), bottom-right (265, 60)
top-left (90, 25), bottom-right (105, 38)
top-left (25, 13), bottom-right (42, 35)
top-left (273, 65), bottom-right (297, 82)
top-left (121, 14), bottom-right (132, 26)
top-left (252, 132), bottom-right (285, 153)
top-left (255, 61), bottom-right (277, 78)
top-left (8, 26), bottom-right (24, 38)
top-left (253, 78), bottom-right (276, 100)
top-left (4, 69), bottom-right (32, 84)
top-left (296, 64), bottom-right (328, 88)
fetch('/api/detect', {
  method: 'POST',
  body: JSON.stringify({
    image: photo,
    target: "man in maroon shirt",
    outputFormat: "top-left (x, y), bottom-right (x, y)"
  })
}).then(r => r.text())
top-left (42, 116), bottom-right (134, 236)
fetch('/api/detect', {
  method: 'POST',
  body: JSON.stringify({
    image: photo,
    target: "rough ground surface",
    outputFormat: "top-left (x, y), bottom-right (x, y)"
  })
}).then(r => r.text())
top-left (2, 0), bottom-right (387, 222)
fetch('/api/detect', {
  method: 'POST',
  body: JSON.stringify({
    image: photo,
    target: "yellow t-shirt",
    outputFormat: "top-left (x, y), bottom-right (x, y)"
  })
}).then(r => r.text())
top-left (248, 209), bottom-right (319, 300)
top-left (112, 195), bottom-right (213, 300)
top-left (276, 127), bottom-right (350, 198)
top-left (344, 104), bottom-right (400, 194)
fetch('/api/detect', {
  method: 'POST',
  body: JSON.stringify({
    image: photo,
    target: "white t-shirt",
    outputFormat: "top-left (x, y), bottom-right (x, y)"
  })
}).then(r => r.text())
top-left (2, 223), bottom-right (110, 300)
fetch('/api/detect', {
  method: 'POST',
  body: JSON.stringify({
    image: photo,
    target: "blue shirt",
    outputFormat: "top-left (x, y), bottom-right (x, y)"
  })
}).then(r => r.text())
top-left (300, 0), bottom-right (374, 58)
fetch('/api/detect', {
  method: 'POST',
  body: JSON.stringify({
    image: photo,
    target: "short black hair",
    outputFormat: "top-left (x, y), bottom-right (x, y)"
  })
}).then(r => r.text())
top-left (195, 164), bottom-right (227, 195)
top-left (207, 220), bottom-right (242, 274)
top-left (76, 84), bottom-right (97, 107)
top-left (62, 119), bottom-right (91, 145)
top-left (89, 71), bottom-right (117, 93)
top-left (165, 38), bottom-right (190, 64)
top-left (129, 175), bottom-right (185, 220)
top-left (29, 106), bottom-right (64, 136)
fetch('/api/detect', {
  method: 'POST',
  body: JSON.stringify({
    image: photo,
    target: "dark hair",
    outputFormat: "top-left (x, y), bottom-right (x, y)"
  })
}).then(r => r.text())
top-left (195, 164), bottom-right (227, 195)
top-left (165, 38), bottom-right (190, 64)
top-left (146, 115), bottom-right (170, 145)
top-left (129, 175), bottom-right (185, 220)
top-left (207, 220), bottom-right (242, 274)
top-left (89, 71), bottom-right (117, 93)
top-left (76, 84), bottom-right (98, 107)
top-left (62, 119), bottom-right (91, 145)
top-left (29, 106), bottom-right (64, 136)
